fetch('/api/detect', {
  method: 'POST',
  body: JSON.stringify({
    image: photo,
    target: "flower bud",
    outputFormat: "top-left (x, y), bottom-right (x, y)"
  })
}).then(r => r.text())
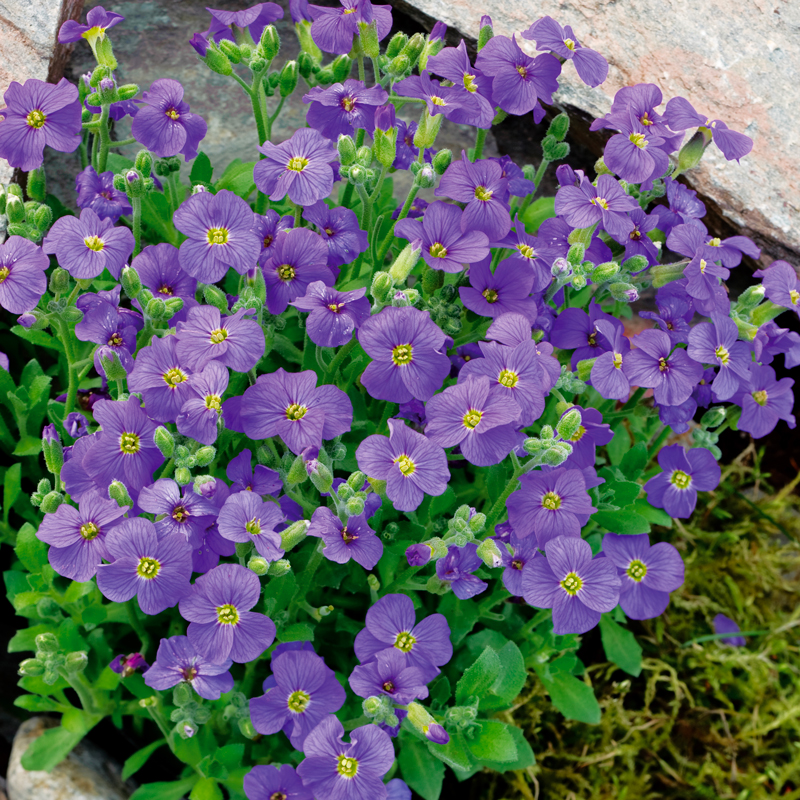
top-left (35, 633), bottom-right (60, 655)
top-left (476, 537), bottom-right (503, 568)
top-left (590, 261), bottom-right (620, 283)
top-left (735, 284), bottom-right (765, 310)
top-left (40, 491), bottom-right (64, 514)
top-left (195, 446), bottom-right (216, 467)
top-left (116, 83), bottom-right (139, 100)
top-left (478, 16), bottom-right (494, 50)
top-left (134, 149), bottom-right (153, 176)
top-left (415, 164), bottom-right (436, 188)
top-left (386, 32), bottom-right (408, 58)
top-left (337, 483), bottom-right (354, 501)
top-left (355, 145), bottom-right (373, 168)
top-left (362, 696), bottom-right (382, 717)
top-left (247, 555), bottom-right (269, 576)
top-left (96, 346), bottom-right (127, 381)
top-left (113, 173), bottom-right (127, 192)
top-left (542, 135), bottom-right (570, 162)
top-left (34, 204), bottom-right (53, 232)
top-left (279, 60), bottom-right (299, 97)
top-left (576, 357), bottom-right (597, 382)
top-left (609, 282), bottom-right (638, 303)
top-left (566, 242), bottom-right (585, 266)
top-left (109, 479), bottom-right (133, 508)
top-left (621, 254), bottom-right (649, 274)
top-left (309, 461), bottom-right (334, 494)
top-left (547, 112), bottom-right (570, 142)
top-left (281, 519), bottom-right (310, 551)
top-left (468, 512), bottom-right (486, 533)
top-left (287, 454), bottom-right (309, 485)
top-left (386, 52), bottom-right (411, 77)
top-left (677, 130), bottom-right (708, 174)
top-left (345, 496), bottom-right (364, 516)
top-left (540, 425), bottom-right (555, 440)
top-left (218, 40), bottom-right (242, 63)
top-left (371, 271), bottom-right (395, 303)
top-left (331, 442), bottom-right (347, 461)
top-left (751, 300), bottom-right (785, 328)
top-left (6, 195), bottom-right (25, 224)
top-left (331, 54), bottom-right (352, 82)
top-left (268, 558), bottom-right (292, 577)
top-left (347, 471), bottom-right (365, 490)
top-left (358, 20), bottom-right (381, 58)
top-left (523, 437), bottom-right (545, 454)
top-left (651, 261), bottom-right (687, 288)
top-left (542, 443), bottom-right (572, 466)
top-left (261, 24), bottom-right (280, 61)
top-left (26, 166), bottom-right (47, 203)
top-left (556, 408), bottom-right (582, 441)
top-left (65, 651), bottom-right (89, 674)
top-left (700, 406), bottom-right (726, 430)
top-left (366, 573), bottom-right (380, 592)
top-left (406, 543), bottom-right (432, 566)
top-left (551, 257), bottom-right (572, 278)
top-left (42, 426), bottom-right (64, 476)
top-left (373, 130), bottom-right (397, 170)
top-left (19, 658), bottom-right (45, 677)
top-left (432, 149), bottom-right (452, 175)
top-left (175, 467), bottom-right (192, 485)
top-left (202, 42), bottom-right (233, 76)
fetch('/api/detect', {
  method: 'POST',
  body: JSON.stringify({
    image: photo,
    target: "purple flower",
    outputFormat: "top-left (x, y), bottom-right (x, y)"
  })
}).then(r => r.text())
top-left (65, 412), bottom-right (90, 439)
top-left (309, 0), bottom-right (392, 56)
top-left (687, 315), bottom-right (751, 401)
top-left (713, 614), bottom-right (746, 647)
top-left (522, 535), bottom-right (620, 635)
top-left (626, 329), bottom-right (704, 406)
top-left (244, 765), bottom-right (312, 800)
top-left (603, 533), bottom-right (684, 620)
top-left (297, 716), bottom-right (394, 800)
top-left (75, 299), bottom-right (137, 372)
top-left (663, 96), bottom-right (753, 161)
top-left (176, 305), bottom-right (264, 373)
top-left (58, 5), bottom-right (124, 43)
top-left (500, 535), bottom-right (539, 597)
top-left (291, 281), bottom-right (371, 348)
top-left (207, 3), bottom-right (284, 43)
top-left (393, 120), bottom-right (426, 171)
top-left (250, 649), bottom-right (345, 750)
top-left (255, 128), bottom-right (338, 206)
top-left (644, 445), bottom-right (721, 518)
top-left (349, 648), bottom-right (429, 704)
top-left (307, 507), bottom-right (383, 569)
top-left (602, 112), bottom-right (670, 187)
top-left (263, 228), bottom-right (334, 315)
top-left (459, 256), bottom-right (538, 321)
top-left (144, 635), bottom-right (234, 700)
top-left (96, 519), bottom-right (193, 615)
top-left (357, 419), bottom-right (449, 512)
top-left (133, 242), bottom-right (198, 305)
top-left (217, 492), bottom-right (284, 561)
top-left (305, 201), bottom-right (369, 269)
top-left (110, 652), bottom-right (148, 678)
top-left (591, 84), bottom-right (680, 148)
top-left (491, 223), bottom-right (556, 294)
top-left (611, 207), bottom-right (660, 264)
top-left (36, 490), bottom-right (125, 582)
top-left (226, 449), bottom-right (281, 496)
top-left (304, 79), bottom-right (388, 140)
top-left (638, 288), bottom-right (694, 346)
top-left (757, 260), bottom-right (800, 317)
top-left (734, 363), bottom-right (795, 439)
top-left (0, 78), bottom-right (81, 171)
top-left (475, 35), bottom-right (561, 119)
top-left (507, 467), bottom-right (596, 546)
top-left (290, 0), bottom-right (313, 23)
top-left (590, 319), bottom-right (634, 401)
top-left (43, 208), bottom-right (134, 280)
top-left (560, 407), bottom-right (613, 470)
top-left (393, 72), bottom-right (470, 121)
top-left (395, 201), bottom-right (490, 273)
top-left (425, 375), bottom-right (521, 466)
top-left (86, 398), bottom-right (164, 493)
top-left (75, 166), bottom-right (132, 223)
top-left (180, 563), bottom-right (276, 664)
top-left (254, 210), bottom-right (294, 268)
top-left (436, 543), bottom-right (488, 600)
top-left (139, 478), bottom-right (218, 546)
top-left (354, 593), bottom-right (452, 681)
top-left (358, 306), bottom-right (450, 403)
top-left (0, 236), bottom-right (49, 315)
top-left (128, 336), bottom-right (195, 424)
top-left (554, 174), bottom-right (638, 240)
top-left (523, 17), bottom-right (608, 87)
top-left (240, 368), bottom-right (352, 455)
top-left (651, 176), bottom-right (706, 236)
top-left (173, 190), bottom-right (261, 283)
top-left (176, 361), bottom-right (229, 445)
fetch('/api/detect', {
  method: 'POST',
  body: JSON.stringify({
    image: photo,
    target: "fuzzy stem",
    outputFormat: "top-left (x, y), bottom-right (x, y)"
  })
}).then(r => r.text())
top-left (96, 104), bottom-right (112, 173)
top-left (472, 127), bottom-right (488, 161)
top-left (376, 184), bottom-right (420, 264)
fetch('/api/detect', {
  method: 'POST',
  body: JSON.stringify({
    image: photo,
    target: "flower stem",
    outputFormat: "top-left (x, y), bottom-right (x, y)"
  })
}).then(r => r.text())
top-left (131, 196), bottom-right (143, 256)
top-left (323, 336), bottom-right (357, 385)
top-left (472, 127), bottom-right (488, 161)
top-left (126, 599), bottom-right (152, 657)
top-left (485, 463), bottom-right (525, 533)
top-left (96, 104), bottom-right (112, 173)
top-left (376, 184), bottom-right (419, 264)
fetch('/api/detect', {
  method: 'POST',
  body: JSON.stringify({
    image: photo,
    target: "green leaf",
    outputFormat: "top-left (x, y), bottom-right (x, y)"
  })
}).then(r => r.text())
top-left (456, 646), bottom-right (502, 705)
top-left (604, 479), bottom-right (641, 508)
top-left (214, 159), bottom-right (255, 199)
top-left (607, 426), bottom-right (631, 465)
top-left (8, 623), bottom-right (52, 653)
top-left (190, 152), bottom-right (214, 185)
top-left (278, 622), bottom-right (314, 643)
top-left (20, 724), bottom-right (90, 772)
top-left (106, 153), bottom-right (134, 173)
top-left (190, 777), bottom-right (223, 800)
top-left (467, 720), bottom-right (518, 765)
top-left (429, 485), bottom-right (457, 518)
top-left (522, 196), bottom-right (556, 234)
top-left (214, 744), bottom-right (245, 771)
top-left (141, 192), bottom-right (178, 245)
top-left (593, 506), bottom-right (651, 535)
top-left (482, 641), bottom-right (527, 711)
top-left (398, 738), bottom-right (444, 800)
top-left (477, 723), bottom-right (536, 773)
top-left (130, 778), bottom-right (199, 800)
top-left (4, 462), bottom-right (21, 524)
top-left (633, 497), bottom-right (673, 528)
top-left (122, 740), bottom-right (167, 781)
top-left (13, 436), bottom-right (42, 457)
top-left (427, 731), bottom-right (474, 772)
top-left (539, 670), bottom-right (601, 724)
top-left (619, 442), bottom-right (648, 481)
top-left (437, 593), bottom-right (479, 647)
top-left (11, 326), bottom-right (64, 352)
top-left (15, 523), bottom-right (48, 573)
top-left (14, 695), bottom-right (65, 713)
top-left (599, 614), bottom-right (643, 677)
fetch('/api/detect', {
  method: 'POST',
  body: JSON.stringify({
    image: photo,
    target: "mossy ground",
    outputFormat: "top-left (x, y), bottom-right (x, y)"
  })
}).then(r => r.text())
top-left (489, 445), bottom-right (800, 800)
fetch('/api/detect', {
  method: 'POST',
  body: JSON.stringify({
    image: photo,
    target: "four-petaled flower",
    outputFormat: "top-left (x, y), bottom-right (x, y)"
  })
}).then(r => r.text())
top-left (644, 444), bottom-right (721, 518)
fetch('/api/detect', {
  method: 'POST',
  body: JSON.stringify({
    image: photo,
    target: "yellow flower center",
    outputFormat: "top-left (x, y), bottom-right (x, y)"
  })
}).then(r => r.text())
top-left (613, 352), bottom-right (623, 369)
top-left (516, 243), bottom-right (535, 259)
top-left (560, 571), bottom-right (583, 595)
top-left (669, 470), bottom-right (692, 489)
top-left (592, 197), bottom-right (609, 210)
top-left (158, 283), bottom-right (173, 295)
top-left (341, 526), bottom-right (357, 543)
top-left (626, 559), bottom-right (647, 582)
top-left (715, 345), bottom-right (730, 365)
top-left (629, 132), bottom-right (647, 149)
top-left (287, 690), bottom-right (311, 713)
top-left (498, 369), bottom-right (518, 388)
top-left (26, 109), bottom-right (46, 129)
top-left (429, 242), bottom-right (448, 259)
top-left (474, 185), bottom-right (493, 201)
top-left (394, 454), bottom-right (416, 476)
top-left (80, 522), bottom-right (100, 540)
top-left (640, 112), bottom-right (654, 126)
top-left (278, 264), bottom-right (296, 281)
top-left (245, 518), bottom-right (261, 536)
top-left (516, 65), bottom-right (527, 79)
top-left (708, 237), bottom-right (721, 247)
top-left (463, 73), bottom-right (477, 92)
top-left (327, 302), bottom-right (345, 313)
top-left (564, 38), bottom-right (576, 51)
top-left (570, 425), bottom-right (587, 443)
top-left (108, 332), bottom-right (123, 347)
top-left (463, 409), bottom-right (482, 429)
top-left (752, 389), bottom-right (768, 406)
top-left (216, 604), bottom-right (239, 625)
top-left (172, 505), bottom-right (190, 523)
top-left (658, 357), bottom-right (669, 372)
top-left (286, 403), bottom-right (307, 420)
top-left (165, 108), bottom-right (180, 121)
top-left (287, 156), bottom-right (308, 172)
top-left (163, 367), bottom-right (188, 387)
top-left (430, 95), bottom-right (446, 106)
top-left (84, 235), bottom-right (105, 252)
top-left (482, 288), bottom-right (499, 304)
top-left (210, 328), bottom-right (228, 344)
top-left (119, 432), bottom-right (141, 454)
top-left (0, 266), bottom-right (9, 284)
top-left (205, 394), bottom-right (222, 410)
top-left (336, 755), bottom-right (358, 778)
top-left (699, 259), bottom-right (707, 274)
top-left (341, 96), bottom-right (356, 112)
top-left (394, 631), bottom-right (416, 652)
top-left (392, 343), bottom-right (413, 366)
top-left (136, 556), bottom-right (161, 579)
top-left (790, 289), bottom-right (799, 306)
top-left (207, 227), bottom-right (229, 245)
top-left (542, 491), bottom-right (561, 511)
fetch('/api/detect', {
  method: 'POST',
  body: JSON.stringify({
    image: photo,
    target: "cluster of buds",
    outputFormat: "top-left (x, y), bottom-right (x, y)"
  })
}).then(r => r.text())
top-left (2, 182), bottom-right (52, 243)
top-left (362, 694), bottom-right (399, 730)
top-left (19, 633), bottom-right (87, 685)
top-left (522, 407), bottom-right (584, 468)
top-left (406, 506), bottom-right (487, 567)
top-left (112, 149), bottom-right (156, 199)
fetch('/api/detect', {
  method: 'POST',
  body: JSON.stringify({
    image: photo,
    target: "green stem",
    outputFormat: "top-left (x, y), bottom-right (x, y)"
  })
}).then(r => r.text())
top-left (647, 425), bottom-right (671, 460)
top-left (127, 600), bottom-right (152, 657)
top-left (340, 129), bottom-right (366, 209)
top-left (323, 336), bottom-right (357, 384)
top-left (357, 54), bottom-right (366, 84)
top-left (56, 320), bottom-right (80, 417)
top-left (289, 540), bottom-right (326, 619)
top-left (157, 458), bottom-right (175, 480)
top-left (356, 183), bottom-right (372, 232)
top-left (64, 672), bottom-right (101, 716)
top-left (96, 104), bottom-right (112, 173)
top-left (131, 196), bottom-right (143, 256)
top-left (268, 96), bottom-right (286, 129)
top-left (293, 201), bottom-right (303, 227)
top-left (530, 157), bottom-right (551, 199)
top-left (376, 184), bottom-right (420, 264)
top-left (485, 464), bottom-right (525, 532)
top-left (621, 386), bottom-right (647, 413)
top-left (472, 127), bottom-right (488, 161)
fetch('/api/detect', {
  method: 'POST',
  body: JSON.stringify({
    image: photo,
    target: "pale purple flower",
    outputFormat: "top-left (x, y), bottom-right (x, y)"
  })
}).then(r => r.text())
top-left (291, 281), bottom-right (370, 348)
top-left (663, 96), bottom-right (753, 161)
top-left (307, 507), bottom-right (382, 569)
top-left (144, 635), bottom-right (234, 700)
top-left (554, 174), bottom-right (638, 240)
top-left (58, 5), bottom-right (124, 43)
top-left (436, 543), bottom-right (488, 600)
top-left (226, 449), bottom-right (281, 496)
top-left (713, 614), bottom-right (746, 647)
top-left (138, 478), bottom-right (218, 547)
top-left (348, 648), bottom-right (429, 704)
top-left (733, 364), bottom-right (795, 439)
top-left (244, 765), bottom-right (312, 800)
top-left (304, 79), bottom-right (388, 140)
top-left (176, 361), bottom-right (229, 445)
top-left (459, 256), bottom-right (538, 320)
top-left (76, 166), bottom-right (132, 223)
top-left (643, 445), bottom-right (721, 518)
top-left (217, 491), bottom-right (284, 561)
top-left (304, 201), bottom-right (369, 268)
top-left (687, 315), bottom-right (751, 401)
top-left (0, 236), bottom-right (49, 315)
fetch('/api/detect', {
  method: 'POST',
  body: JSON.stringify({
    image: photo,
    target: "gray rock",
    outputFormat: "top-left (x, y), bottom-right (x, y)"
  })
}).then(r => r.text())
top-left (7, 717), bottom-right (131, 800)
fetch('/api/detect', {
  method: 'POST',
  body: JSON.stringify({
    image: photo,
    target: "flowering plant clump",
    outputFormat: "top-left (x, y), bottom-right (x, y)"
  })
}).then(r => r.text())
top-left (0, 5), bottom-right (796, 800)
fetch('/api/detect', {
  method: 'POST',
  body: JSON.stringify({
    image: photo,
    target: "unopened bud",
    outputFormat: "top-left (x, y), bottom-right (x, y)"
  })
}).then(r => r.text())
top-left (279, 60), bottom-right (298, 97)
top-left (195, 446), bottom-right (216, 467)
top-left (371, 271), bottom-right (395, 303)
top-left (19, 658), bottom-right (45, 677)
top-left (609, 282), bottom-right (638, 303)
top-left (309, 461), bottom-right (334, 494)
top-left (556, 408), bottom-right (582, 441)
top-left (345, 496), bottom-right (364, 516)
top-left (267, 558), bottom-right (291, 577)
top-left (109, 479), bottom-right (133, 508)
top-left (476, 537), bottom-right (503, 568)
top-left (65, 651), bottom-right (89, 674)
top-left (281, 519), bottom-right (310, 552)
top-left (40, 491), bottom-right (64, 514)
top-left (35, 633), bottom-right (60, 655)
top-left (590, 261), bottom-right (620, 283)
top-left (247, 555), bottom-right (269, 575)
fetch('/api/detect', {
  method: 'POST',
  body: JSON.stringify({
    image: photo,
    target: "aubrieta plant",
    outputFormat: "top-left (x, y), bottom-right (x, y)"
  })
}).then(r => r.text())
top-left (0, 4), bottom-right (797, 800)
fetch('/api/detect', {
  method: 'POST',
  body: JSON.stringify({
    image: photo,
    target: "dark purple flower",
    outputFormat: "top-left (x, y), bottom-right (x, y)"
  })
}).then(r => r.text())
top-left (297, 716), bottom-right (394, 800)
top-left (217, 491), bottom-right (284, 561)
top-left (475, 35), bottom-right (561, 120)
top-left (523, 535), bottom-right (620, 635)
top-left (180, 563), bottom-right (276, 664)
top-left (0, 236), bottom-right (49, 315)
top-left (207, 3), bottom-right (284, 43)
top-left (250, 649), bottom-right (345, 750)
top-left (244, 765), bottom-right (312, 800)
top-left (226, 449), bottom-right (281, 496)
top-left (757, 260), bottom-right (800, 317)
top-left (651, 176), bottom-right (706, 236)
top-left (254, 210), bottom-right (294, 269)
top-left (602, 111), bottom-right (670, 187)
top-left (459, 256), bottom-right (538, 320)
top-left (687, 315), bottom-right (751, 401)
top-left (304, 201), bottom-right (369, 269)
top-left (43, 208), bottom-right (134, 280)
top-left (58, 5), bottom-right (124, 43)
top-left (192, 518), bottom-right (236, 574)
top-left (507, 467), bottom-right (596, 546)
top-left (611, 207), bottom-right (660, 265)
top-left (392, 120), bottom-right (426, 171)
top-left (713, 614), bottom-right (746, 647)
top-left (176, 305), bottom-right (264, 373)
top-left (436, 543), bottom-right (488, 600)
top-left (132, 79), bottom-right (207, 160)
top-left (554, 174), bottom-right (638, 240)
top-left (358, 306), bottom-right (451, 403)
top-left (110, 652), bottom-right (148, 678)
top-left (75, 166), bottom-right (132, 223)
top-left (644, 445), bottom-right (720, 518)
top-left (133, 242), bottom-right (198, 305)
top-left (86, 398), bottom-right (164, 492)
top-left (65, 412), bottom-right (89, 439)
top-left (523, 16), bottom-right (608, 87)
top-left (500, 534), bottom-right (539, 597)
top-left (307, 507), bottom-right (382, 569)
top-left (255, 128), bottom-right (338, 206)
top-left (626, 329), bottom-right (704, 406)
top-left (173, 190), bottom-right (261, 283)
top-left (393, 72), bottom-right (471, 121)
top-left (354, 593), bottom-right (452, 682)
top-left (589, 319), bottom-right (634, 401)
top-left (309, 0), bottom-right (392, 55)
top-left (395, 201), bottom-right (490, 274)
top-left (734, 363), bottom-right (796, 439)
top-left (240, 368), bottom-right (352, 455)
top-left (139, 478), bottom-right (218, 546)
top-left (349, 648), bottom-right (429, 704)
top-left (175, 361), bottom-right (229, 445)
top-left (145, 635), bottom-right (233, 700)
top-left (36, 490), bottom-right (125, 582)
top-left (0, 78), bottom-right (81, 171)
top-left (75, 298), bottom-right (137, 372)
top-left (603, 533), bottom-right (684, 620)
top-left (96, 519), bottom-right (193, 615)
top-left (291, 281), bottom-right (371, 348)
top-left (638, 287), bottom-right (694, 345)
top-left (263, 228), bottom-right (334, 315)
top-left (304, 79), bottom-right (388, 140)
top-left (425, 375), bottom-right (521, 466)
top-left (356, 419), bottom-right (449, 512)
top-left (663, 96), bottom-right (753, 161)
